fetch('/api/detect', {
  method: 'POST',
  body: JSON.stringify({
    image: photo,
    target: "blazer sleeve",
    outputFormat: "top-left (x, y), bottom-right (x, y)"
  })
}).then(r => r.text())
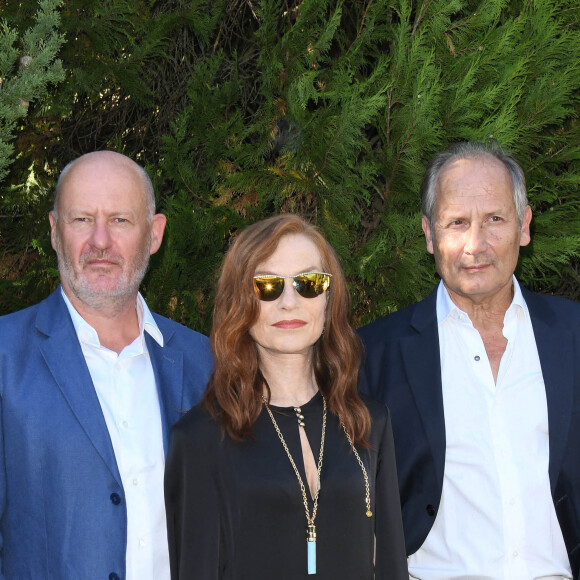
top-left (374, 407), bottom-right (409, 579)
top-left (164, 415), bottom-right (222, 580)
top-left (0, 388), bottom-right (7, 580)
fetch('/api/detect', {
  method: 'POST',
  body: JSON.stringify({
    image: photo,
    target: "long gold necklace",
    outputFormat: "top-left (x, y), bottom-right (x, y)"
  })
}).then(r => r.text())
top-left (262, 395), bottom-right (326, 574)
top-left (262, 394), bottom-right (372, 575)
top-left (341, 425), bottom-right (373, 518)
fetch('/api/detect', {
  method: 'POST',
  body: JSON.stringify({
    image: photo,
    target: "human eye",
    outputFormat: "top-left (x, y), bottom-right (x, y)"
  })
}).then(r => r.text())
top-left (489, 215), bottom-right (502, 222)
top-left (111, 217), bottom-right (130, 225)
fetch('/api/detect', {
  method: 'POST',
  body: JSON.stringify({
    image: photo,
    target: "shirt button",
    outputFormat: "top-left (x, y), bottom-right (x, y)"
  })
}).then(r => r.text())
top-left (132, 478), bottom-right (139, 486)
top-left (139, 538), bottom-right (146, 547)
top-left (509, 498), bottom-right (515, 505)
top-left (513, 550), bottom-right (518, 558)
top-left (474, 355), bottom-right (480, 361)
top-left (122, 420), bottom-right (129, 428)
top-left (115, 362), bottom-right (121, 371)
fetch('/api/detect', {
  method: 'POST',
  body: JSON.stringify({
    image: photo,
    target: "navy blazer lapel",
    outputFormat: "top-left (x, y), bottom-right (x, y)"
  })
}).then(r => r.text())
top-left (400, 290), bottom-right (446, 484)
top-left (524, 289), bottom-right (574, 492)
top-left (35, 290), bottom-right (122, 486)
top-left (146, 326), bottom-right (184, 454)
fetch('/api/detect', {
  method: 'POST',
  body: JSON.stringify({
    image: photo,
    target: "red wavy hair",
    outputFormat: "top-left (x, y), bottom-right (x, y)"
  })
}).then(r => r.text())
top-left (203, 214), bottom-right (370, 446)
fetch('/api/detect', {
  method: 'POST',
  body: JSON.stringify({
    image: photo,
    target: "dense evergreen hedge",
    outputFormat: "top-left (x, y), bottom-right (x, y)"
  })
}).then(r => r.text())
top-left (1, 0), bottom-right (579, 333)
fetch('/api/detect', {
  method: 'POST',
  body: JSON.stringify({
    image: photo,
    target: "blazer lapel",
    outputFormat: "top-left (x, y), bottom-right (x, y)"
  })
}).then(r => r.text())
top-left (146, 328), bottom-right (184, 454)
top-left (524, 289), bottom-right (574, 492)
top-left (36, 290), bottom-right (122, 486)
top-left (400, 291), bottom-right (446, 484)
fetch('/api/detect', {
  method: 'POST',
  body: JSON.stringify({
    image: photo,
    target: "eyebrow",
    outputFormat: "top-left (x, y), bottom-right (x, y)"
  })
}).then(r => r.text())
top-left (63, 208), bottom-right (137, 217)
top-left (254, 266), bottom-right (323, 275)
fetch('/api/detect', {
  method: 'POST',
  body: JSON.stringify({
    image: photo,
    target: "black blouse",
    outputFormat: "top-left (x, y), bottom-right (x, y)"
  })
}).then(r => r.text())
top-left (165, 392), bottom-right (408, 579)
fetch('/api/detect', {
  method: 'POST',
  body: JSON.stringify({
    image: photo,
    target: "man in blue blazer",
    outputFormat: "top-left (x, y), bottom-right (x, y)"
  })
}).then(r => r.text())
top-left (0, 151), bottom-right (212, 579)
top-left (359, 142), bottom-right (580, 579)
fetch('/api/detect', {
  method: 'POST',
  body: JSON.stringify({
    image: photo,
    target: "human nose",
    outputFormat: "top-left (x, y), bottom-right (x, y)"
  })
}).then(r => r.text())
top-left (88, 220), bottom-right (113, 249)
top-left (464, 224), bottom-right (487, 255)
top-left (277, 277), bottom-right (300, 308)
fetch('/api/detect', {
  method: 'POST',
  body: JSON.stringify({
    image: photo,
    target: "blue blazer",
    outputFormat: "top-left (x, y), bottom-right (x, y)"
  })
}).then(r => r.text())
top-left (0, 289), bottom-right (212, 579)
top-left (358, 284), bottom-right (580, 578)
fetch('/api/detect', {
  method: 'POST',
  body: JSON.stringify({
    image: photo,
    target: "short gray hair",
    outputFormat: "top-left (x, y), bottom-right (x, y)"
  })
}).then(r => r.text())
top-left (420, 141), bottom-right (528, 227)
top-left (52, 151), bottom-right (156, 222)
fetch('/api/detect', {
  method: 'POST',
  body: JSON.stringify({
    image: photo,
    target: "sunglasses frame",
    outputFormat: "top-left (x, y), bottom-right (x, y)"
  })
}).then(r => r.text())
top-left (252, 271), bottom-right (332, 301)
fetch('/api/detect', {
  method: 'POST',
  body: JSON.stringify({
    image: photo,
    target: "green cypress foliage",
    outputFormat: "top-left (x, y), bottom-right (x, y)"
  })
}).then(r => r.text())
top-left (0, 0), bottom-right (65, 313)
top-left (152, 0), bottom-right (580, 330)
top-left (1, 0), bottom-right (579, 330)
top-left (0, 0), bottom-right (64, 181)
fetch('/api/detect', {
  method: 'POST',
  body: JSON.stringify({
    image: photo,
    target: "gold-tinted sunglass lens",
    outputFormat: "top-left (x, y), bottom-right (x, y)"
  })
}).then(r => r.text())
top-left (253, 276), bottom-right (285, 301)
top-left (293, 273), bottom-right (331, 298)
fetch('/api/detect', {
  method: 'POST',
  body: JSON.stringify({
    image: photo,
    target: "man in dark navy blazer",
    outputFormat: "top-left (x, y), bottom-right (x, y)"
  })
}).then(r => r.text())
top-left (0, 152), bottom-right (212, 579)
top-left (359, 142), bottom-right (580, 580)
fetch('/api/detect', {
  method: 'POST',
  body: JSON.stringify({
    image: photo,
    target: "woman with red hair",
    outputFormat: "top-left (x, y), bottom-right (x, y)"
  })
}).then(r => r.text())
top-left (165, 214), bottom-right (407, 579)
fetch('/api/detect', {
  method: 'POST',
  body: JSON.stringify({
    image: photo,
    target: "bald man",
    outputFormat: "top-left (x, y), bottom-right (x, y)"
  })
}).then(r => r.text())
top-left (0, 152), bottom-right (212, 579)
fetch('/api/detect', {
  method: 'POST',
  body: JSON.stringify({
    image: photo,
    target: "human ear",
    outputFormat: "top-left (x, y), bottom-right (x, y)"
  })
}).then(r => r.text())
top-left (422, 215), bottom-right (435, 255)
top-left (149, 213), bottom-right (167, 255)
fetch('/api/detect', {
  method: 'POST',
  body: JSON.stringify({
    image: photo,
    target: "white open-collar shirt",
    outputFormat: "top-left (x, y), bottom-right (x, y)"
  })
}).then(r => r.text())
top-left (63, 290), bottom-right (169, 580)
top-left (408, 278), bottom-right (571, 580)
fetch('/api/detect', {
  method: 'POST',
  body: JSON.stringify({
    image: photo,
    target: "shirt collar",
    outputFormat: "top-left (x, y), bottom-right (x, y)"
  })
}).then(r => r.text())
top-left (60, 288), bottom-right (164, 348)
top-left (436, 275), bottom-right (528, 326)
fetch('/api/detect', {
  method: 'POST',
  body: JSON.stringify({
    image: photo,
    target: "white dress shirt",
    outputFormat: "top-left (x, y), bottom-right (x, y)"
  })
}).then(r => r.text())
top-left (63, 291), bottom-right (170, 580)
top-left (408, 278), bottom-right (571, 580)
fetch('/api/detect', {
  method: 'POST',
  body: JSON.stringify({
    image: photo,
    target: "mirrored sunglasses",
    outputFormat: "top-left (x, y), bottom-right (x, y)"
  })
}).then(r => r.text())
top-left (253, 272), bottom-right (332, 301)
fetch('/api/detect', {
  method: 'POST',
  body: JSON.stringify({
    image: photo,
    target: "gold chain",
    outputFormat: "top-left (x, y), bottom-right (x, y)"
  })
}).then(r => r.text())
top-left (262, 394), bottom-right (372, 520)
top-left (341, 423), bottom-right (372, 517)
top-left (262, 395), bottom-right (327, 526)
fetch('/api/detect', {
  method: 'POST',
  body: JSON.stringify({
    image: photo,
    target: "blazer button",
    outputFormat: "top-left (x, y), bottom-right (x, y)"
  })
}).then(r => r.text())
top-left (110, 493), bottom-right (122, 505)
top-left (426, 504), bottom-right (436, 516)
top-left (109, 574), bottom-right (120, 580)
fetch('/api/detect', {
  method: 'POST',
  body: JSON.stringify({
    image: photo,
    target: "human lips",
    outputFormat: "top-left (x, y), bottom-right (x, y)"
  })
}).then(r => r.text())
top-left (82, 254), bottom-right (122, 268)
top-left (461, 263), bottom-right (491, 273)
top-left (272, 319), bottom-right (307, 329)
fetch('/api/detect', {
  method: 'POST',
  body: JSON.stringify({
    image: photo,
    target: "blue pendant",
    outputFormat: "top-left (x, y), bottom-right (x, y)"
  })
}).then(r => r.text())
top-left (307, 539), bottom-right (316, 574)
top-left (307, 524), bottom-right (317, 574)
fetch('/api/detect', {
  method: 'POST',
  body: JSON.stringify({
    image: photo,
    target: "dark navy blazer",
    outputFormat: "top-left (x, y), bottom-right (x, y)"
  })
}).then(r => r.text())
top-left (0, 289), bottom-right (212, 579)
top-left (358, 284), bottom-right (580, 578)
